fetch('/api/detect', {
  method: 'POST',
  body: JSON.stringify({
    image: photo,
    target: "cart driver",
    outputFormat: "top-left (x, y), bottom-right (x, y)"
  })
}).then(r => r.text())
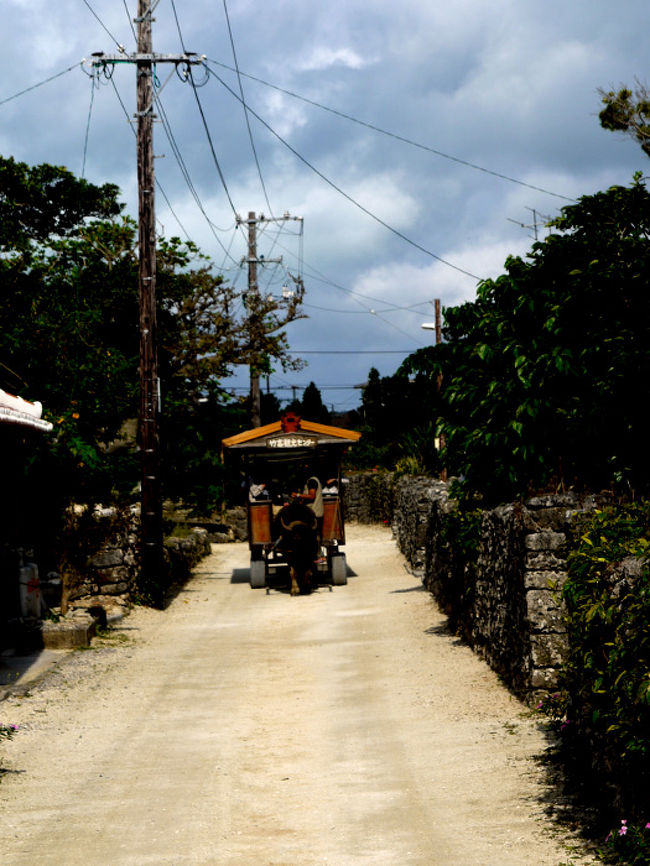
top-left (292, 473), bottom-right (324, 559)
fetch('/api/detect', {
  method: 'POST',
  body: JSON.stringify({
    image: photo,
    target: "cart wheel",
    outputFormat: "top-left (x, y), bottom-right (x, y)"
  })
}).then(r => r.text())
top-left (330, 553), bottom-right (347, 585)
top-left (250, 558), bottom-right (266, 588)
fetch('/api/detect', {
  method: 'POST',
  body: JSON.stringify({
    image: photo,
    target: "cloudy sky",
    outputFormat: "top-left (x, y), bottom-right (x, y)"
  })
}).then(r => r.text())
top-left (1, 0), bottom-right (648, 413)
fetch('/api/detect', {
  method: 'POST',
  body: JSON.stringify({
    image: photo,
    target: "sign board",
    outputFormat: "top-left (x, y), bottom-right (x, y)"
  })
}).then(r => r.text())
top-left (267, 434), bottom-right (317, 449)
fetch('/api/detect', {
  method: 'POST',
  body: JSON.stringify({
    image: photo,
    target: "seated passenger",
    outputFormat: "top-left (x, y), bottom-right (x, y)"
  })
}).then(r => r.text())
top-left (248, 480), bottom-right (270, 502)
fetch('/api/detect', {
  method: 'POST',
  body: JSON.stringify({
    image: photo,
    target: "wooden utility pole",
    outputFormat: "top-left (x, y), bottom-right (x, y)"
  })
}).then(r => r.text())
top-left (89, 22), bottom-right (203, 604)
top-left (246, 211), bottom-right (262, 428)
top-left (237, 211), bottom-right (299, 427)
top-left (434, 299), bottom-right (447, 482)
top-left (434, 298), bottom-right (442, 347)
top-left (136, 0), bottom-right (162, 600)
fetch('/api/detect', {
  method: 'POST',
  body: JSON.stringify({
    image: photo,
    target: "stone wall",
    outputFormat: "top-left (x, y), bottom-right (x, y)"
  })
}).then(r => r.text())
top-left (343, 471), bottom-right (395, 525)
top-left (346, 472), bottom-right (603, 704)
top-left (65, 506), bottom-right (212, 615)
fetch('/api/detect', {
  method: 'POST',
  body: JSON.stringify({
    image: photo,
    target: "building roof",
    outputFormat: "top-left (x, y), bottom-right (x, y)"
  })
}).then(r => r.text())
top-left (0, 389), bottom-right (53, 433)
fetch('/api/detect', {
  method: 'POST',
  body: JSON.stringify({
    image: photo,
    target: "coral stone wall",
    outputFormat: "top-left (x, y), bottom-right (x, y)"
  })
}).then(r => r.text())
top-left (346, 472), bottom-right (602, 703)
top-left (66, 507), bottom-right (212, 613)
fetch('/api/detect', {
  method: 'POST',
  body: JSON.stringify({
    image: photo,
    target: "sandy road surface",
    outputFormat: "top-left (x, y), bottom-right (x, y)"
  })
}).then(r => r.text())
top-left (0, 525), bottom-right (594, 865)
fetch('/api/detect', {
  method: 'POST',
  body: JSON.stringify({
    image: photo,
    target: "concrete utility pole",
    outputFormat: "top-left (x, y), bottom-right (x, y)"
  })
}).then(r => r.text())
top-left (89, 9), bottom-right (203, 602)
top-left (237, 211), bottom-right (302, 427)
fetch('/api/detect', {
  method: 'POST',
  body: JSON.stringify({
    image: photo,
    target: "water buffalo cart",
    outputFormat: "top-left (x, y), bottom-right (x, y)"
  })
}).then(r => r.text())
top-left (222, 413), bottom-right (361, 591)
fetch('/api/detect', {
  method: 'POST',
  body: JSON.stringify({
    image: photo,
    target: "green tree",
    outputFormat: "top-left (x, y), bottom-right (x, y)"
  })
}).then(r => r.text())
top-left (599, 81), bottom-right (650, 157)
top-left (0, 156), bottom-right (304, 514)
top-left (352, 366), bottom-right (439, 471)
top-left (300, 381), bottom-right (330, 423)
top-left (405, 177), bottom-right (650, 501)
top-left (0, 155), bottom-right (121, 252)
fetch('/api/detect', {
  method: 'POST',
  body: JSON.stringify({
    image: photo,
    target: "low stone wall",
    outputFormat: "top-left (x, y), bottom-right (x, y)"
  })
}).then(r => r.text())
top-left (65, 507), bottom-right (212, 615)
top-left (392, 477), bottom-right (448, 575)
top-left (343, 471), bottom-right (395, 525)
top-left (346, 471), bottom-right (605, 704)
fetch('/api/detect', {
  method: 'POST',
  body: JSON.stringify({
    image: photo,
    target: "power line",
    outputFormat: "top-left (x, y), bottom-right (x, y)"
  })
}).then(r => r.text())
top-left (168, 2), bottom-right (242, 225)
top-left (221, 0), bottom-right (275, 217)
top-left (303, 299), bottom-right (434, 315)
top-left (205, 62), bottom-right (481, 281)
top-left (80, 69), bottom-right (98, 179)
top-left (187, 67), bottom-right (242, 223)
top-left (121, 0), bottom-right (137, 43)
top-left (107, 73), bottom-right (196, 243)
top-left (0, 63), bottom-right (79, 106)
top-left (105, 66), bottom-right (239, 258)
top-left (206, 58), bottom-right (575, 203)
top-left (81, 0), bottom-right (127, 52)
top-left (153, 88), bottom-right (240, 263)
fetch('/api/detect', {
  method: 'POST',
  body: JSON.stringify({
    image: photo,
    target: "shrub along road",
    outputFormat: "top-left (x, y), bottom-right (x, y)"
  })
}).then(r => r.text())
top-left (0, 525), bottom-right (596, 865)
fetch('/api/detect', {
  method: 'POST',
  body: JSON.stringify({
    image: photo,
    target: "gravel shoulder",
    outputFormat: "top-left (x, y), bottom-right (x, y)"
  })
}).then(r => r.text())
top-left (0, 524), bottom-right (596, 865)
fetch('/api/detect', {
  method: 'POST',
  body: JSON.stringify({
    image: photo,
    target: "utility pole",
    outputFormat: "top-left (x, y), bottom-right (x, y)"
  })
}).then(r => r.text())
top-left (246, 211), bottom-right (262, 428)
top-left (422, 299), bottom-right (446, 481)
top-left (89, 13), bottom-right (203, 603)
top-left (237, 211), bottom-right (302, 427)
top-left (434, 297), bottom-right (442, 346)
top-left (136, 0), bottom-right (162, 602)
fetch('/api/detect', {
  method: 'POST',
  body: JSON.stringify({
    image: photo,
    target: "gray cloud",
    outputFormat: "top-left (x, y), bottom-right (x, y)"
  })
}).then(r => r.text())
top-left (1, 0), bottom-right (648, 409)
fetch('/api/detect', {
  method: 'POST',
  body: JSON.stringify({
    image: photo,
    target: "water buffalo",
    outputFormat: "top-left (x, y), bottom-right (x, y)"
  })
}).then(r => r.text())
top-left (272, 500), bottom-right (319, 595)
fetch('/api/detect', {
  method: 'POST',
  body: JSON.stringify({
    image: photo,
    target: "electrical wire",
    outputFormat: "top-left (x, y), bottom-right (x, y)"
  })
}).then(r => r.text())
top-left (204, 63), bottom-right (480, 281)
top-left (303, 299), bottom-right (433, 315)
top-left (169, 0), bottom-right (242, 227)
top-left (245, 224), bottom-right (436, 326)
top-left (81, 0), bottom-right (126, 52)
top-left (153, 88), bottom-right (240, 262)
top-left (80, 69), bottom-right (98, 178)
top-left (0, 64), bottom-right (79, 107)
top-left (206, 58), bottom-right (575, 203)
top-left (222, 0), bottom-right (275, 218)
top-left (108, 74), bottom-right (196, 243)
top-left (187, 68), bottom-right (241, 222)
top-left (105, 50), bottom-right (242, 265)
top-left (122, 0), bottom-right (137, 44)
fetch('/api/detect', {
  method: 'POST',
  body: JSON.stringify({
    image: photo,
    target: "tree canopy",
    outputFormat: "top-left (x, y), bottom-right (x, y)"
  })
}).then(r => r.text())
top-left (0, 155), bottom-right (304, 514)
top-left (350, 366), bottom-right (440, 472)
top-left (403, 177), bottom-right (650, 501)
top-left (599, 82), bottom-right (650, 157)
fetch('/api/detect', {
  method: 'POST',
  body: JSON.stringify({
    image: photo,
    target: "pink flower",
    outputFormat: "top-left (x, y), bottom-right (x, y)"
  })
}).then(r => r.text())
top-left (619, 820), bottom-right (628, 836)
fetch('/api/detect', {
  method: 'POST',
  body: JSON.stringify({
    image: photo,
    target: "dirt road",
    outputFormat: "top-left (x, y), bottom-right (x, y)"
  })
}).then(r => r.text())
top-left (0, 525), bottom-right (594, 865)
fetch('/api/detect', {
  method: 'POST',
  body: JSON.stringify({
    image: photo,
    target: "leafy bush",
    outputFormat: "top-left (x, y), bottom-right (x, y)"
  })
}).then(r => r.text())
top-left (563, 502), bottom-right (650, 820)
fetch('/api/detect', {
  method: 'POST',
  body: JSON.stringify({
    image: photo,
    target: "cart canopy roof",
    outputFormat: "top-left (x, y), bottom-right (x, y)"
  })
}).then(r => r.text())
top-left (222, 412), bottom-right (361, 455)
